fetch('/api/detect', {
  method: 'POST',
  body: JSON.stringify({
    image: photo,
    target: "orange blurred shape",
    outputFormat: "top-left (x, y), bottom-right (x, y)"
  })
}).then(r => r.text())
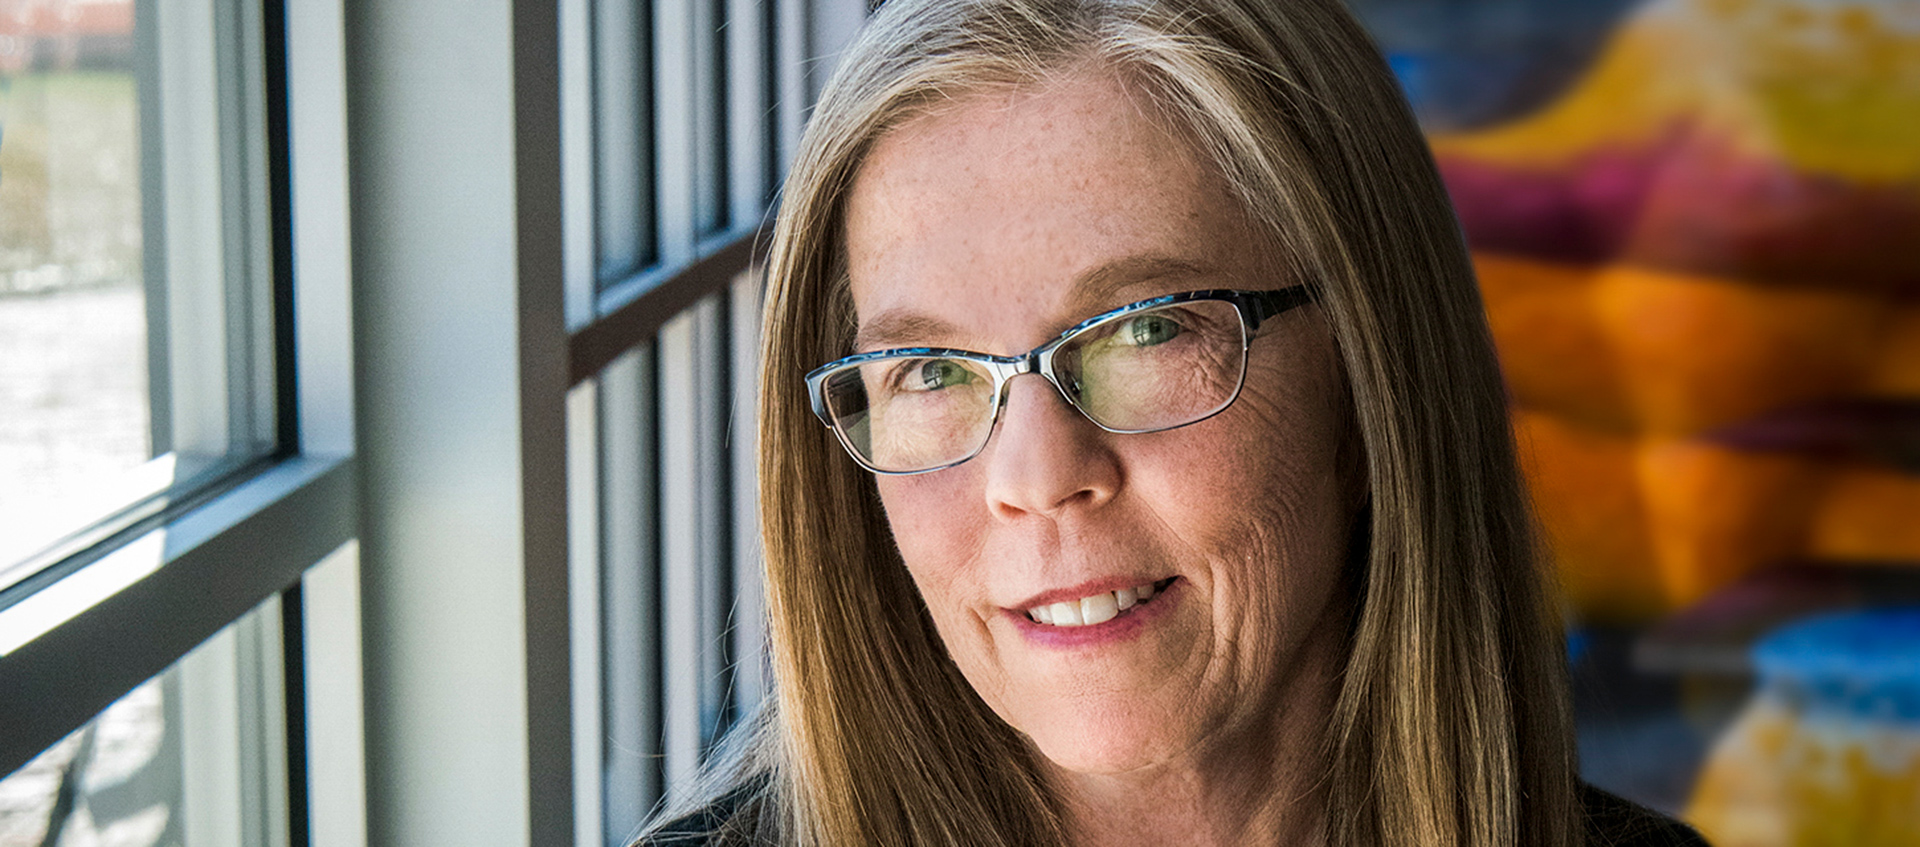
top-left (1516, 408), bottom-right (1829, 620)
top-left (1593, 267), bottom-right (1885, 437)
top-left (1810, 467), bottom-right (1920, 561)
top-left (1864, 304), bottom-right (1920, 398)
top-left (1481, 255), bottom-right (1888, 437)
top-left (1638, 438), bottom-right (1825, 611)
top-left (1686, 698), bottom-right (1796, 847)
top-left (1688, 695), bottom-right (1920, 847)
top-left (1782, 745), bottom-right (1920, 847)
top-left (1514, 409), bottom-right (1659, 621)
top-left (1479, 255), bottom-right (1626, 430)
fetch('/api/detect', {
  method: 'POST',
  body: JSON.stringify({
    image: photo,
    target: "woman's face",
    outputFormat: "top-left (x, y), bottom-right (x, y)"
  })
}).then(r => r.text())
top-left (842, 70), bottom-right (1360, 779)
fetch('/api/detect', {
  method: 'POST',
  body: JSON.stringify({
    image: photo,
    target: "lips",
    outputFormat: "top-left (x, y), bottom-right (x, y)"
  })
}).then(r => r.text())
top-left (1022, 577), bottom-right (1177, 627)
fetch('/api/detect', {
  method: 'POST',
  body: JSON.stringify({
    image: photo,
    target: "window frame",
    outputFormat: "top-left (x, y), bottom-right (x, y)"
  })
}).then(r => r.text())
top-left (0, 0), bottom-right (355, 837)
top-left (563, 0), bottom-right (869, 841)
top-left (2, 0), bottom-right (867, 845)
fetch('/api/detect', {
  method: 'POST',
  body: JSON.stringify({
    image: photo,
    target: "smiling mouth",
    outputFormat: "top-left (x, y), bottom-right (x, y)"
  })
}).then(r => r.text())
top-left (1025, 577), bottom-right (1177, 627)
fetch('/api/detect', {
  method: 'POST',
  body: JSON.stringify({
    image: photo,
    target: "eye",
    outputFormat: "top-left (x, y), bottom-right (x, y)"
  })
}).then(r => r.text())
top-left (923, 359), bottom-right (974, 390)
top-left (1119, 313), bottom-right (1183, 347)
top-left (892, 358), bottom-right (976, 392)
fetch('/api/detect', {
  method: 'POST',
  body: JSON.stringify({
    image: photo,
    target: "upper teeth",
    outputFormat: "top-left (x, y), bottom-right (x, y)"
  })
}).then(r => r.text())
top-left (1029, 581), bottom-right (1160, 627)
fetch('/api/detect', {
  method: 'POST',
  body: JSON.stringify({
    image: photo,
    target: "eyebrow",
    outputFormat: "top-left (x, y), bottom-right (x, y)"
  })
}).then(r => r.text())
top-left (852, 254), bottom-right (1223, 352)
top-left (853, 311), bottom-right (963, 352)
top-left (1063, 255), bottom-right (1219, 315)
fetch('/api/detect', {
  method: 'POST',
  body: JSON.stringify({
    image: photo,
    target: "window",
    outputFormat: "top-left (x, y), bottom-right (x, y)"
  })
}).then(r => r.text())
top-left (0, 594), bottom-right (292, 847)
top-left (0, 0), bottom-right (279, 589)
top-left (562, 0), bottom-right (870, 841)
top-left (6, 0), bottom-right (865, 843)
top-left (1, 0), bottom-right (354, 843)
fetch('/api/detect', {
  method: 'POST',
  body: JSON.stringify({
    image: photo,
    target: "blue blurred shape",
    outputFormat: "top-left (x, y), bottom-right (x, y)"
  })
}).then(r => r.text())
top-left (1755, 609), bottom-right (1920, 724)
top-left (1350, 0), bottom-right (1648, 130)
top-left (1566, 627), bottom-right (1592, 664)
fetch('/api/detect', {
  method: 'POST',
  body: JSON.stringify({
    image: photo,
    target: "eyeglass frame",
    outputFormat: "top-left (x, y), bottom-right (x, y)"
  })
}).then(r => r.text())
top-left (804, 285), bottom-right (1317, 475)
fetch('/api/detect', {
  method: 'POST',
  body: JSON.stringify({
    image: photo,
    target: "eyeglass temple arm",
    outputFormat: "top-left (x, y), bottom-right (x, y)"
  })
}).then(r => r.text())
top-left (1244, 285), bottom-right (1317, 331)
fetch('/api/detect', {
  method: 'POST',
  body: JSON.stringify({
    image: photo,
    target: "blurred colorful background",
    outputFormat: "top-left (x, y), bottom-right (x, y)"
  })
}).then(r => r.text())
top-left (1352, 0), bottom-right (1920, 842)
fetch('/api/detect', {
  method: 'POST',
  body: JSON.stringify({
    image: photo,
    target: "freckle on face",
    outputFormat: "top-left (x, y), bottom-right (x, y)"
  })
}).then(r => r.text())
top-left (843, 69), bottom-right (1354, 778)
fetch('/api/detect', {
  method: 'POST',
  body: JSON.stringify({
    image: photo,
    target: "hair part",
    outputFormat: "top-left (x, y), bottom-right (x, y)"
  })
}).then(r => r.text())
top-left (681, 1), bottom-right (1588, 844)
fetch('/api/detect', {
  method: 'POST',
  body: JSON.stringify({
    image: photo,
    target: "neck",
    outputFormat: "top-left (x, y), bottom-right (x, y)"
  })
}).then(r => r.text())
top-left (1047, 609), bottom-right (1346, 847)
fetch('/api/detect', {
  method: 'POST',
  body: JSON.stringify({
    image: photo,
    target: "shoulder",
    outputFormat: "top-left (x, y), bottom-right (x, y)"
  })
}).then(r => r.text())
top-left (1580, 783), bottom-right (1711, 847)
top-left (629, 778), bottom-right (777, 847)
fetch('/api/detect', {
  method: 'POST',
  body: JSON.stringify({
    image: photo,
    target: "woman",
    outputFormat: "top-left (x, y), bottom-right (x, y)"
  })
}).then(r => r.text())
top-left (640, 0), bottom-right (1707, 843)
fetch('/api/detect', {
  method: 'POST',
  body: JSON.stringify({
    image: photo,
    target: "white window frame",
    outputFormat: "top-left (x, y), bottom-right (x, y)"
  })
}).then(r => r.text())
top-left (0, 1), bottom-right (356, 846)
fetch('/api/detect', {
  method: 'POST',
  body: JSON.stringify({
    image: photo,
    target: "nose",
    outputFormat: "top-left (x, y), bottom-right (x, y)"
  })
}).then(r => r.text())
top-left (979, 373), bottom-right (1121, 519)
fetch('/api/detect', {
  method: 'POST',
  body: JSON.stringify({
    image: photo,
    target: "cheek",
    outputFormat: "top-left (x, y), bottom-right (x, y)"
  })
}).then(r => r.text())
top-left (1171, 400), bottom-right (1353, 658)
top-left (1157, 362), bottom-right (1346, 512)
top-left (1229, 339), bottom-right (1353, 492)
top-left (1133, 408), bottom-right (1344, 590)
top-left (1132, 355), bottom-right (1353, 592)
top-left (874, 472), bottom-right (990, 597)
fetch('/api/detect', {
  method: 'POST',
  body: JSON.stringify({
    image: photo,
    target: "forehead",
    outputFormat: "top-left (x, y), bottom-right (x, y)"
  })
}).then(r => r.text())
top-left (842, 69), bottom-right (1269, 350)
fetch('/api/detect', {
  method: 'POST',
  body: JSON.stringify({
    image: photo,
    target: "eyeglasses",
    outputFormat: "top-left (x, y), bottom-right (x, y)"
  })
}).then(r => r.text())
top-left (806, 287), bottom-right (1314, 474)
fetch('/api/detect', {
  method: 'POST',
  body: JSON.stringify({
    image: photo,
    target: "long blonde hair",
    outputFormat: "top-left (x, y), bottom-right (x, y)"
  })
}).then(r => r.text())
top-left (722, 0), bottom-right (1581, 844)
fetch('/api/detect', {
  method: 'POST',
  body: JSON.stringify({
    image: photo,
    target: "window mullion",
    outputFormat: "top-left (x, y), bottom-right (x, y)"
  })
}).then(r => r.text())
top-left (599, 347), bottom-right (663, 838)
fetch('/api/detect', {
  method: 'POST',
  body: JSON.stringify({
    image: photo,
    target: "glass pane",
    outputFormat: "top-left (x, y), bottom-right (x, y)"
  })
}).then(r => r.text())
top-left (594, 0), bottom-right (658, 284)
top-left (0, 19), bottom-right (149, 573)
top-left (0, 680), bottom-right (172, 847)
top-left (0, 0), bottom-right (276, 583)
top-left (695, 0), bottom-right (727, 236)
top-left (0, 594), bottom-right (287, 847)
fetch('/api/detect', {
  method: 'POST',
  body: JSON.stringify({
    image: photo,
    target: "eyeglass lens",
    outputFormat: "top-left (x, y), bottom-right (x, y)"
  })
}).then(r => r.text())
top-left (820, 299), bottom-right (1249, 473)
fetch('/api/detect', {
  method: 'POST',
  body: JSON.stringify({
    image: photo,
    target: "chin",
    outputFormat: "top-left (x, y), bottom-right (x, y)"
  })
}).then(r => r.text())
top-left (1016, 692), bottom-right (1197, 775)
